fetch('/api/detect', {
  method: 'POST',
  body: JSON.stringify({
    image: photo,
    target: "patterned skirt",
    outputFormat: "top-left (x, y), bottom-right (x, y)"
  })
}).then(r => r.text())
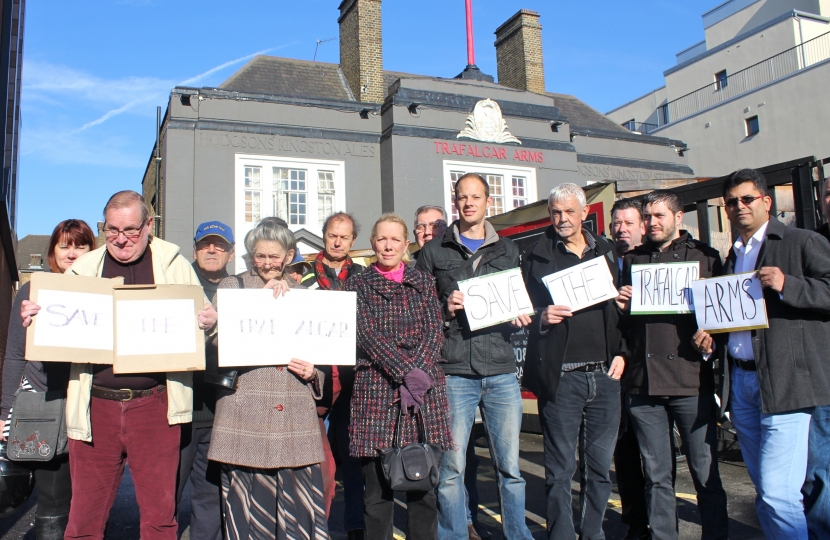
top-left (222, 463), bottom-right (330, 540)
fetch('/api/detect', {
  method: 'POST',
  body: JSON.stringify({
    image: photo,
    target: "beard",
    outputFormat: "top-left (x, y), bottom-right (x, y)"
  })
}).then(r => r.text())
top-left (648, 221), bottom-right (677, 245)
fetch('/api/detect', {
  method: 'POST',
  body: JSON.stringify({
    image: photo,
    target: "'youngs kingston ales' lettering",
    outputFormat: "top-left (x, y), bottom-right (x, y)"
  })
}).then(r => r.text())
top-left (630, 262), bottom-right (699, 314)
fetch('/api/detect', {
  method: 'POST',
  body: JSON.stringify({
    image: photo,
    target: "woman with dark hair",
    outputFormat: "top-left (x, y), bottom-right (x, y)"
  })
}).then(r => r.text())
top-left (0, 219), bottom-right (95, 539)
top-left (209, 219), bottom-right (329, 540)
top-left (346, 213), bottom-right (453, 540)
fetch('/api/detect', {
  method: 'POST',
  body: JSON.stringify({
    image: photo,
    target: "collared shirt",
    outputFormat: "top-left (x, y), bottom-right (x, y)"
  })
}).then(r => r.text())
top-left (727, 219), bottom-right (770, 361)
top-left (556, 230), bottom-right (596, 257)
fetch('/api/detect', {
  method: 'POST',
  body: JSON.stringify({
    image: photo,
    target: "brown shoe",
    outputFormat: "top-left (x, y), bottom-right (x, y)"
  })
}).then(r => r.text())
top-left (468, 524), bottom-right (482, 540)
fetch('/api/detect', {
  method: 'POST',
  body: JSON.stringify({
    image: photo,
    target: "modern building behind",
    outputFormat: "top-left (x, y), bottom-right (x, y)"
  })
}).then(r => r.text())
top-left (607, 0), bottom-right (830, 177)
top-left (144, 2), bottom-right (694, 271)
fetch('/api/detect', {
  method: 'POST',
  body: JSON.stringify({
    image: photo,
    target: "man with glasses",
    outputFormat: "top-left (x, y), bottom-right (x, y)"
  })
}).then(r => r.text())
top-left (412, 205), bottom-right (448, 261)
top-left (695, 169), bottom-right (830, 539)
top-left (21, 190), bottom-right (217, 539)
top-left (174, 221), bottom-right (235, 540)
top-left (620, 190), bottom-right (728, 540)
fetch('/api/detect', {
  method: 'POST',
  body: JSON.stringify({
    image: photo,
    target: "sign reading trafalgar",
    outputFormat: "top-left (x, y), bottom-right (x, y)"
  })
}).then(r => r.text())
top-left (217, 289), bottom-right (356, 366)
top-left (542, 258), bottom-right (618, 312)
top-left (630, 262), bottom-right (699, 314)
top-left (691, 272), bottom-right (768, 333)
top-left (457, 268), bottom-right (534, 331)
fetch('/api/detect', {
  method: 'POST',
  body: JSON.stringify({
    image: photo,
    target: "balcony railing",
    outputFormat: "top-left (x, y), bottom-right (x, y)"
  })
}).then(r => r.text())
top-left (622, 120), bottom-right (660, 134)
top-left (658, 30), bottom-right (830, 127)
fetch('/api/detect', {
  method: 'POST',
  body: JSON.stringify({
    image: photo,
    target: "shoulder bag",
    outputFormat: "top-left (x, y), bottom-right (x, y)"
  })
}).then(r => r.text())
top-left (7, 390), bottom-right (67, 461)
top-left (378, 406), bottom-right (443, 492)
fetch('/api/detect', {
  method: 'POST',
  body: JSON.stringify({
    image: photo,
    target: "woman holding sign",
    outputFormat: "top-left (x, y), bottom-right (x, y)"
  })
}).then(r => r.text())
top-left (345, 214), bottom-right (452, 540)
top-left (0, 219), bottom-right (95, 540)
top-left (209, 220), bottom-right (330, 540)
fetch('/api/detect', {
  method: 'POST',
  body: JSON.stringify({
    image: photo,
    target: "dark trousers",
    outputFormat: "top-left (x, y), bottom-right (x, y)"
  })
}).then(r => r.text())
top-left (626, 394), bottom-right (728, 540)
top-left (176, 424), bottom-right (223, 540)
top-left (362, 458), bottom-right (437, 540)
top-left (329, 395), bottom-right (365, 532)
top-left (539, 370), bottom-right (620, 540)
top-left (30, 455), bottom-right (71, 517)
top-left (614, 397), bottom-right (649, 533)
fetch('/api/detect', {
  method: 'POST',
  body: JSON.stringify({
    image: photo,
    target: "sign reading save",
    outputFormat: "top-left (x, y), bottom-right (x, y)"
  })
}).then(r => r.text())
top-left (691, 272), bottom-right (768, 333)
top-left (457, 268), bottom-right (534, 331)
top-left (630, 262), bottom-right (699, 314)
top-left (542, 257), bottom-right (617, 312)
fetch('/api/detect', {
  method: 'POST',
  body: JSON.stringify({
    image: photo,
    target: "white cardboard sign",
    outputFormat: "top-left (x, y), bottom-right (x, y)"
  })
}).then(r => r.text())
top-left (115, 299), bottom-right (198, 356)
top-left (542, 257), bottom-right (617, 312)
top-left (630, 262), bottom-right (699, 314)
top-left (457, 268), bottom-right (534, 331)
top-left (217, 288), bottom-right (356, 366)
top-left (691, 272), bottom-right (768, 334)
top-left (34, 289), bottom-right (114, 351)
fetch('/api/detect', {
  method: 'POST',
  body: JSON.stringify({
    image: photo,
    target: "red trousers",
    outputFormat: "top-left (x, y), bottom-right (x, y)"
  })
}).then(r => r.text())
top-left (319, 417), bottom-right (336, 518)
top-left (65, 390), bottom-right (180, 540)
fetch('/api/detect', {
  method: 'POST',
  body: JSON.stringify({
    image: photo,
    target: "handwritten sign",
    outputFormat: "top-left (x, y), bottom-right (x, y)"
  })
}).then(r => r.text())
top-left (691, 272), bottom-right (768, 334)
top-left (26, 273), bottom-right (124, 364)
top-left (113, 285), bottom-right (206, 373)
top-left (630, 262), bottom-right (699, 314)
top-left (458, 268), bottom-right (534, 331)
top-left (217, 288), bottom-right (356, 366)
top-left (542, 257), bottom-right (617, 312)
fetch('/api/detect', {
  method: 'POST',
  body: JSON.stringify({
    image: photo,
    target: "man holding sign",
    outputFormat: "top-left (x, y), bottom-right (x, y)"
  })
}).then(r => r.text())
top-left (695, 170), bottom-right (830, 540)
top-left (416, 173), bottom-right (533, 540)
top-left (521, 183), bottom-right (626, 540)
top-left (620, 190), bottom-right (729, 540)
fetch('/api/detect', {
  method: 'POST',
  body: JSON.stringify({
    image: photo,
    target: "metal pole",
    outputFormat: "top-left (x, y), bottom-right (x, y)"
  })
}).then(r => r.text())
top-left (696, 201), bottom-right (711, 245)
top-left (465, 0), bottom-right (475, 66)
top-left (154, 106), bottom-right (161, 237)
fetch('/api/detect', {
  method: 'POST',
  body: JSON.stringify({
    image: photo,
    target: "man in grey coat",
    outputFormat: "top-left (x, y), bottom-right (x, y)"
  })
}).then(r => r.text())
top-left (695, 168), bottom-right (830, 540)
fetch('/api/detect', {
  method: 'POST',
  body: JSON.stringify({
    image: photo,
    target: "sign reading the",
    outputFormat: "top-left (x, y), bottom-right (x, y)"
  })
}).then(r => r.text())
top-left (630, 262), bottom-right (699, 314)
top-left (542, 258), bottom-right (617, 312)
top-left (217, 288), bottom-right (356, 367)
top-left (458, 268), bottom-right (534, 331)
top-left (691, 272), bottom-right (768, 334)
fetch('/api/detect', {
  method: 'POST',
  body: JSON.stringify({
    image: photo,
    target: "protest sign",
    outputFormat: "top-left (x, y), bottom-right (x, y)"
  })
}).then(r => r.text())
top-left (113, 285), bottom-right (206, 373)
top-left (630, 262), bottom-right (699, 314)
top-left (26, 272), bottom-right (124, 364)
top-left (691, 272), bottom-right (768, 334)
top-left (458, 268), bottom-right (534, 331)
top-left (542, 257), bottom-right (617, 312)
top-left (217, 288), bottom-right (356, 367)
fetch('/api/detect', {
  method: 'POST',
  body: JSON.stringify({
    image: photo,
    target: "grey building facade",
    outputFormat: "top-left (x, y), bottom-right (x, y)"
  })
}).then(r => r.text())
top-left (144, 4), bottom-right (693, 271)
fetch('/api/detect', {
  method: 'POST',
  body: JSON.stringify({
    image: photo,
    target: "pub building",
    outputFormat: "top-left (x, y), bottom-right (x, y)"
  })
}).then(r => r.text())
top-left (142, 2), bottom-right (694, 269)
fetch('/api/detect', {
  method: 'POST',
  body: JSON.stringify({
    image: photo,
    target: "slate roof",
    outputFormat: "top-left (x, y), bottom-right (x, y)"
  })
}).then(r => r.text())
top-left (16, 235), bottom-right (51, 272)
top-left (545, 92), bottom-right (629, 133)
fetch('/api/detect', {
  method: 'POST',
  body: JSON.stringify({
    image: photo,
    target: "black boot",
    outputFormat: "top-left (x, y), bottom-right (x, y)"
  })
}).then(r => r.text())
top-left (35, 514), bottom-right (69, 540)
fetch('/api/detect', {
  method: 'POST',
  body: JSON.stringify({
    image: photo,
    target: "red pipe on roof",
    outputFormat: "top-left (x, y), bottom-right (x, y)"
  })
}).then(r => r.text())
top-left (465, 0), bottom-right (475, 66)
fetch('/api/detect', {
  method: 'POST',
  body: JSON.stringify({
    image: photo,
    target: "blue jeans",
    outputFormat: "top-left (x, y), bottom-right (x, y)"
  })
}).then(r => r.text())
top-left (730, 367), bottom-right (811, 540)
top-left (804, 405), bottom-right (830, 539)
top-left (438, 373), bottom-right (532, 540)
top-left (539, 370), bottom-right (620, 540)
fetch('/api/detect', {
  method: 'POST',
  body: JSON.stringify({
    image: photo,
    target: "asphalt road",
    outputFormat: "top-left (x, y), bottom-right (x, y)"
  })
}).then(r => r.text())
top-left (0, 432), bottom-right (765, 539)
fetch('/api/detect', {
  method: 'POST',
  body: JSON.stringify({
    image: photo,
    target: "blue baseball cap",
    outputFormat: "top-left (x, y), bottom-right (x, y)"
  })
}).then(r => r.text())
top-left (194, 221), bottom-right (234, 244)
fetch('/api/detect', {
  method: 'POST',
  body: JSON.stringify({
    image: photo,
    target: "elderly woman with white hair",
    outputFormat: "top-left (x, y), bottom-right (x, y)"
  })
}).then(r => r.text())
top-left (209, 220), bottom-right (329, 540)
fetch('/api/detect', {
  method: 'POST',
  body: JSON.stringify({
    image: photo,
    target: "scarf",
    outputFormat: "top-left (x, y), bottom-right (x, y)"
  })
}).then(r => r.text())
top-left (373, 262), bottom-right (405, 283)
top-left (314, 251), bottom-right (352, 291)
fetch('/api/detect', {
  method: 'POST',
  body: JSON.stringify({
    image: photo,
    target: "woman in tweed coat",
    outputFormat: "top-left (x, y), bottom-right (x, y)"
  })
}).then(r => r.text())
top-left (210, 221), bottom-right (329, 540)
top-left (345, 214), bottom-right (453, 540)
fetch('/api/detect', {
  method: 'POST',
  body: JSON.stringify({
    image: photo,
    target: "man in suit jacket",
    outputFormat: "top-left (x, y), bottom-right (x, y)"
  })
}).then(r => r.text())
top-left (695, 169), bottom-right (830, 540)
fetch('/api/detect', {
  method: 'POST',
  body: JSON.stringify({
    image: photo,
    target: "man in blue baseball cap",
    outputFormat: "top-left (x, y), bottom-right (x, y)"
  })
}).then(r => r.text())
top-left (176, 220), bottom-right (235, 540)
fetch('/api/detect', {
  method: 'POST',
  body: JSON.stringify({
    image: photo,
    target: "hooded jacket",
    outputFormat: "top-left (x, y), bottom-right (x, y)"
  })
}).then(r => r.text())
top-left (65, 237), bottom-right (202, 442)
top-left (622, 231), bottom-right (722, 397)
top-left (415, 221), bottom-right (520, 377)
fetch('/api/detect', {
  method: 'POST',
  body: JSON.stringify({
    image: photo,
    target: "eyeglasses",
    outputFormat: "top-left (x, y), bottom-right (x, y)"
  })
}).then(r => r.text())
top-left (195, 240), bottom-right (231, 252)
top-left (103, 225), bottom-right (144, 239)
top-left (725, 195), bottom-right (763, 209)
top-left (414, 220), bottom-right (447, 234)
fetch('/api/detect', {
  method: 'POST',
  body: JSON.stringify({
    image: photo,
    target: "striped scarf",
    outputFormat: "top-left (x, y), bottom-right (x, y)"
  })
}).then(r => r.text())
top-left (313, 251), bottom-right (352, 291)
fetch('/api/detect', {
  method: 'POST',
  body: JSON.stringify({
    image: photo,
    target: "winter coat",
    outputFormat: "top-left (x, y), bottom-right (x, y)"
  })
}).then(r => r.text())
top-left (345, 266), bottom-right (453, 458)
top-left (622, 231), bottom-right (722, 396)
top-left (522, 226), bottom-right (627, 402)
top-left (414, 221), bottom-right (521, 377)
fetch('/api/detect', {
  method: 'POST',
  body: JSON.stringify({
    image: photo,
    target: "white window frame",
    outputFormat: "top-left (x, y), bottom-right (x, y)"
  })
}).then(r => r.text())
top-left (442, 160), bottom-right (537, 221)
top-left (235, 154), bottom-right (346, 272)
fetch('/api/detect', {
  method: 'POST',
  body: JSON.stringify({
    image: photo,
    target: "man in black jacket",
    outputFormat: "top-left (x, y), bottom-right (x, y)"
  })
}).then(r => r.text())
top-left (522, 183), bottom-right (626, 540)
top-left (416, 173), bottom-right (533, 540)
top-left (695, 169), bottom-right (830, 539)
top-left (621, 190), bottom-right (728, 540)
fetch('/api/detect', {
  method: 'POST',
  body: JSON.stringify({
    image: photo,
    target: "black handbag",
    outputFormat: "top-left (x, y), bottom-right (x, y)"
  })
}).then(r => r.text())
top-left (378, 406), bottom-right (442, 492)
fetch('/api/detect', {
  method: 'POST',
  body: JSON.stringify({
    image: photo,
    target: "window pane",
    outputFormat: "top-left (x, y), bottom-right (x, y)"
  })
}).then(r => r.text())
top-left (245, 191), bottom-right (261, 223)
top-left (487, 174), bottom-right (504, 217)
top-left (512, 176), bottom-right (526, 197)
top-left (319, 194), bottom-right (334, 226)
top-left (318, 171), bottom-right (335, 192)
top-left (245, 167), bottom-right (261, 189)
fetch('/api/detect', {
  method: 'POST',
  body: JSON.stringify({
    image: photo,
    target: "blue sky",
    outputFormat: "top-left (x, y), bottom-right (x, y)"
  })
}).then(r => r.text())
top-left (19, 0), bottom-right (714, 238)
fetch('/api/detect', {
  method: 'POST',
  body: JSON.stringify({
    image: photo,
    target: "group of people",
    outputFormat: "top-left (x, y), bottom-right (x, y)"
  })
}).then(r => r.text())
top-left (0, 168), bottom-right (828, 540)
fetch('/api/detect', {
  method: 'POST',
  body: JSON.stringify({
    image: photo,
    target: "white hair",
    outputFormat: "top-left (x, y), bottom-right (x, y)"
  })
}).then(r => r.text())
top-left (548, 183), bottom-right (587, 209)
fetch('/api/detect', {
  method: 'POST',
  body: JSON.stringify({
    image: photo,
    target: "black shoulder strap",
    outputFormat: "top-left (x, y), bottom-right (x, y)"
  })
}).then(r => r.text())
top-left (449, 248), bottom-right (489, 280)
